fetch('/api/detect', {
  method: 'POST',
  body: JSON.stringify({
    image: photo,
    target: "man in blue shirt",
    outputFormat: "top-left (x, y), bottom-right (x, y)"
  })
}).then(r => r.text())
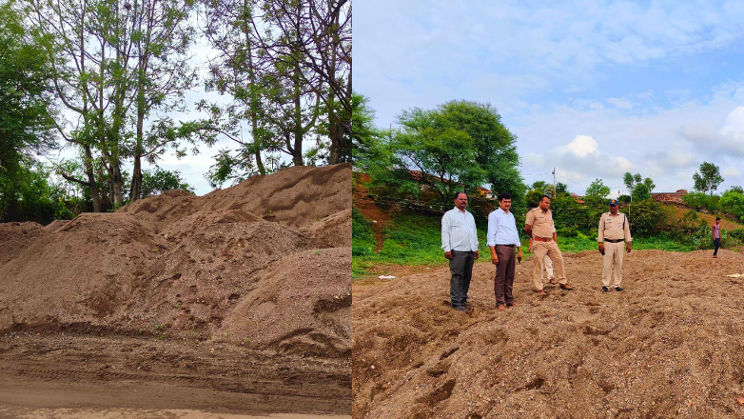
top-left (487, 193), bottom-right (523, 310)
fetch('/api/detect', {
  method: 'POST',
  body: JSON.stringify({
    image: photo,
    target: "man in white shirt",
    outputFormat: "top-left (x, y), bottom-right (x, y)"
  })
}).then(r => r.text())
top-left (487, 193), bottom-right (523, 310)
top-left (442, 191), bottom-right (479, 311)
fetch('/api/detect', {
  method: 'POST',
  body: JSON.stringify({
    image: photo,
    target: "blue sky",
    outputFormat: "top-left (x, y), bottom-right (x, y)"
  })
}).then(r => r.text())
top-left (355, 0), bottom-right (744, 196)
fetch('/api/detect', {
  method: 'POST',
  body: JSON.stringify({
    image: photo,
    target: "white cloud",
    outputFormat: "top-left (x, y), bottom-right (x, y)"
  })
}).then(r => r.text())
top-left (564, 135), bottom-right (598, 157)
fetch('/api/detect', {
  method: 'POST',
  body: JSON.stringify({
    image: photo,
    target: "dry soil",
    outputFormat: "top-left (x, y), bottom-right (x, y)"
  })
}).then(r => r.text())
top-left (353, 248), bottom-right (744, 418)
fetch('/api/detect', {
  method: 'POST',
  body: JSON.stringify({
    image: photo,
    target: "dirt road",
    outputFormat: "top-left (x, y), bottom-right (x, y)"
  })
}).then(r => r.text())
top-left (0, 332), bottom-right (350, 417)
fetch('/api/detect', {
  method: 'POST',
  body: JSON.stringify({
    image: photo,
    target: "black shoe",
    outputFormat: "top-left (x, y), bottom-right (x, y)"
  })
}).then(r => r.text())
top-left (602, 286), bottom-right (609, 292)
top-left (452, 305), bottom-right (467, 312)
top-left (614, 287), bottom-right (623, 292)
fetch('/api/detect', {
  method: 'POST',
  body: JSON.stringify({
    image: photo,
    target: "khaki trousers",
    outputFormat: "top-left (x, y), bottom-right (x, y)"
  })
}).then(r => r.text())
top-left (602, 241), bottom-right (625, 287)
top-left (543, 256), bottom-right (553, 279)
top-left (532, 241), bottom-right (566, 290)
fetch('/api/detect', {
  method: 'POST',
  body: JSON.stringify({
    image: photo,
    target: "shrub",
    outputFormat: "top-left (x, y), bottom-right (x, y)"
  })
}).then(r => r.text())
top-left (683, 192), bottom-right (720, 213)
top-left (622, 199), bottom-right (665, 237)
top-left (352, 207), bottom-right (376, 256)
top-left (720, 190), bottom-right (744, 222)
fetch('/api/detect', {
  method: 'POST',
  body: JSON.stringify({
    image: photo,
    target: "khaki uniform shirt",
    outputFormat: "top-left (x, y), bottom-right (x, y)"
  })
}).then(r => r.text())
top-left (597, 212), bottom-right (632, 242)
top-left (525, 207), bottom-right (556, 239)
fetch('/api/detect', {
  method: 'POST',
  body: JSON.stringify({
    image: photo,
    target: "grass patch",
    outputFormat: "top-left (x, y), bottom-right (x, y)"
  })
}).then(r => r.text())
top-left (352, 210), bottom-right (701, 278)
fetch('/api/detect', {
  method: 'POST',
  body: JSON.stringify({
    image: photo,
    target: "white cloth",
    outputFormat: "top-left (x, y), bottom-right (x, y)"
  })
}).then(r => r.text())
top-left (487, 208), bottom-right (521, 247)
top-left (441, 207), bottom-right (479, 252)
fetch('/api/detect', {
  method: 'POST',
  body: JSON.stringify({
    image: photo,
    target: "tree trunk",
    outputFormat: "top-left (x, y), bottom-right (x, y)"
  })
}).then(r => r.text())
top-left (83, 144), bottom-right (102, 212)
top-left (292, 66), bottom-right (304, 166)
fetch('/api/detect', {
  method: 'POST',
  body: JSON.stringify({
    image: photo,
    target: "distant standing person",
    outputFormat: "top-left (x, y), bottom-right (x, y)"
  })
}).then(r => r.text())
top-left (442, 191), bottom-right (479, 311)
top-left (487, 193), bottom-right (523, 311)
top-left (524, 195), bottom-right (573, 294)
top-left (712, 217), bottom-right (722, 258)
top-left (597, 199), bottom-right (632, 292)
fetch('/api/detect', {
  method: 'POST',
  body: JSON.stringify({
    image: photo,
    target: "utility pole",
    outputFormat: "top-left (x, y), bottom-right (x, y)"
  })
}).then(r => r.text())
top-left (552, 168), bottom-right (557, 198)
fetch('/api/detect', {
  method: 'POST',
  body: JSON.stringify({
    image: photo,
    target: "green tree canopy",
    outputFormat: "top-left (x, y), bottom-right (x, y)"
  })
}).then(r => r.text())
top-left (140, 168), bottom-right (194, 198)
top-left (693, 162), bottom-right (724, 196)
top-left (0, 2), bottom-right (57, 221)
top-left (623, 172), bottom-right (655, 200)
top-left (386, 101), bottom-right (524, 204)
top-left (720, 189), bottom-right (744, 222)
top-left (585, 178), bottom-right (610, 199)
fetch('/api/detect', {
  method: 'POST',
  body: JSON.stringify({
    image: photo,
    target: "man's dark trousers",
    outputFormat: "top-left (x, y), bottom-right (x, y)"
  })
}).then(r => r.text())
top-left (450, 250), bottom-right (474, 308)
top-left (494, 245), bottom-right (516, 306)
top-left (714, 238), bottom-right (721, 256)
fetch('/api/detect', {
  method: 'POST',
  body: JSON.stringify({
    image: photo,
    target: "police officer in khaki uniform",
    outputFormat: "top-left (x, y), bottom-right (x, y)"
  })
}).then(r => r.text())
top-left (597, 199), bottom-right (632, 292)
top-left (525, 195), bottom-right (573, 294)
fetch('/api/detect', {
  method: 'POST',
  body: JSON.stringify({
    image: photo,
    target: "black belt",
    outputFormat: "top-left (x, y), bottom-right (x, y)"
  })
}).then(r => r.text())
top-left (604, 238), bottom-right (624, 243)
top-left (495, 244), bottom-right (515, 247)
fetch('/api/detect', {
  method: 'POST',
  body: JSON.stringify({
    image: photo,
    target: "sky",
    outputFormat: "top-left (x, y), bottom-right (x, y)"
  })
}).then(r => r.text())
top-left (355, 0), bottom-right (744, 197)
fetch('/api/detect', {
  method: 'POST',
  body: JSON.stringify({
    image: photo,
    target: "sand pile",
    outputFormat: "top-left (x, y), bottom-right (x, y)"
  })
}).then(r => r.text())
top-left (353, 249), bottom-right (744, 418)
top-left (0, 222), bottom-right (47, 264)
top-left (0, 164), bottom-right (351, 357)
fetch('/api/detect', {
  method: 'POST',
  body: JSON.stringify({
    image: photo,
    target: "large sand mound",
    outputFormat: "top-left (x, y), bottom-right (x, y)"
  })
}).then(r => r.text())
top-left (353, 249), bottom-right (744, 418)
top-left (0, 222), bottom-right (47, 264)
top-left (0, 164), bottom-right (351, 357)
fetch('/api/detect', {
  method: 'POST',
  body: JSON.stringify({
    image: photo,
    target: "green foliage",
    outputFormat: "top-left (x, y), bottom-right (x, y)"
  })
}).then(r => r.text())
top-left (0, 2), bottom-right (57, 221)
top-left (585, 178), bottom-right (610, 199)
top-left (683, 191), bottom-right (720, 213)
top-left (720, 190), bottom-right (744, 222)
top-left (632, 183), bottom-right (650, 201)
top-left (352, 210), bottom-right (701, 277)
top-left (0, 160), bottom-right (80, 224)
top-left (140, 168), bottom-right (194, 197)
top-left (525, 189), bottom-right (545, 208)
top-left (394, 108), bottom-right (484, 202)
top-left (364, 101), bottom-right (524, 207)
top-left (693, 161), bottom-right (724, 195)
top-left (728, 229), bottom-right (744, 243)
top-left (351, 93), bottom-right (379, 164)
top-left (623, 199), bottom-right (664, 236)
top-left (623, 172), bottom-right (655, 200)
top-left (550, 196), bottom-right (591, 237)
top-left (352, 207), bottom-right (376, 257)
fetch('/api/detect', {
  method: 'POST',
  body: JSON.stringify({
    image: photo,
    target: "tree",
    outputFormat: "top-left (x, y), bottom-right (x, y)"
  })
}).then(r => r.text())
top-left (632, 183), bottom-right (651, 201)
top-left (434, 101), bottom-right (524, 204)
top-left (693, 162), bottom-right (724, 196)
top-left (390, 101), bottom-right (522, 205)
top-left (126, 0), bottom-right (207, 202)
top-left (623, 171), bottom-right (655, 200)
top-left (140, 168), bottom-right (194, 198)
top-left (720, 189), bottom-right (744, 222)
top-left (585, 178), bottom-right (610, 199)
top-left (28, 0), bottom-right (203, 209)
top-left (0, 2), bottom-right (56, 221)
top-left (393, 109), bottom-right (484, 202)
top-left (623, 172), bottom-right (641, 192)
top-left (350, 93), bottom-right (378, 164)
top-left (201, 0), bottom-right (350, 185)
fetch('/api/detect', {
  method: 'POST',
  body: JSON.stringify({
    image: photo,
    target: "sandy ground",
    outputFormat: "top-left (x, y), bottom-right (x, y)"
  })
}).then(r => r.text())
top-left (0, 333), bottom-right (349, 418)
top-left (0, 164), bottom-right (351, 417)
top-left (353, 248), bottom-right (744, 418)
